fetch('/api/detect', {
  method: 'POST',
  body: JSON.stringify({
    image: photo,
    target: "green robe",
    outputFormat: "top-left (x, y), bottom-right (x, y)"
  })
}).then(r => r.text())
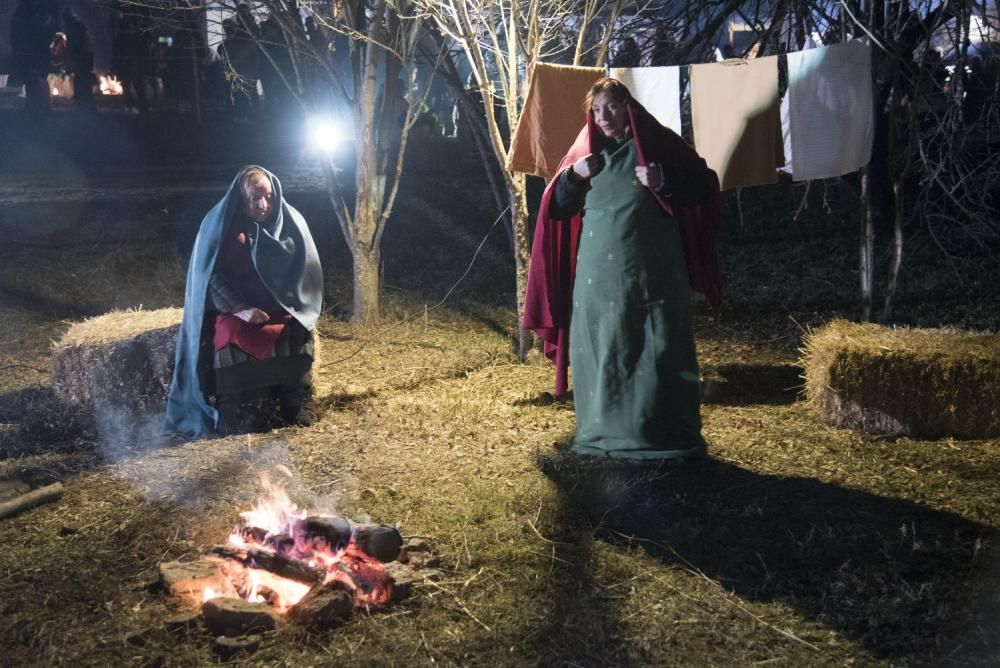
top-left (569, 137), bottom-right (705, 460)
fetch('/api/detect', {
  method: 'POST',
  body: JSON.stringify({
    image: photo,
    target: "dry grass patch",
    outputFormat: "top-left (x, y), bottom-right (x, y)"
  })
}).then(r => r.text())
top-left (1, 302), bottom-right (999, 666)
top-left (803, 319), bottom-right (1000, 439)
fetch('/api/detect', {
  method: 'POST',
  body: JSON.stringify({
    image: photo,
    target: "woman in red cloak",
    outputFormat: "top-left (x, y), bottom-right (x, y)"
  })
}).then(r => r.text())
top-left (523, 78), bottom-right (721, 462)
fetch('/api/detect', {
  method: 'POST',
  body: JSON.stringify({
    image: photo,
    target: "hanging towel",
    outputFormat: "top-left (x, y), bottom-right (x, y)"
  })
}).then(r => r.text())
top-left (690, 56), bottom-right (781, 190)
top-left (507, 62), bottom-right (604, 179)
top-left (787, 40), bottom-right (874, 181)
top-left (609, 66), bottom-right (682, 134)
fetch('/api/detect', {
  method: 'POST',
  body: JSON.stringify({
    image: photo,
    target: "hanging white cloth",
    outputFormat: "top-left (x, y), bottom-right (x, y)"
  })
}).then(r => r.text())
top-left (786, 40), bottom-right (874, 181)
top-left (779, 38), bottom-right (820, 175)
top-left (609, 66), bottom-right (682, 135)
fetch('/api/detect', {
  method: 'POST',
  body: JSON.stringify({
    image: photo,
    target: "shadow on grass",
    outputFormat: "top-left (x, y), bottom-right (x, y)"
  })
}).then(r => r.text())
top-left (537, 454), bottom-right (1000, 663)
top-left (0, 285), bottom-right (102, 320)
top-left (702, 363), bottom-right (803, 406)
top-left (0, 387), bottom-right (94, 457)
top-left (312, 390), bottom-right (378, 419)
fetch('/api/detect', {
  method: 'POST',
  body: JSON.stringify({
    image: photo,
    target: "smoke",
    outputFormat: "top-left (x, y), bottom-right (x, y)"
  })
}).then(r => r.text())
top-left (93, 404), bottom-right (167, 463)
top-left (93, 403), bottom-right (356, 513)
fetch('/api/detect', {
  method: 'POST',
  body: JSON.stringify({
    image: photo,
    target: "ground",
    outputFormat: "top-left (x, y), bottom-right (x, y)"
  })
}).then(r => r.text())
top-left (0, 110), bottom-right (998, 667)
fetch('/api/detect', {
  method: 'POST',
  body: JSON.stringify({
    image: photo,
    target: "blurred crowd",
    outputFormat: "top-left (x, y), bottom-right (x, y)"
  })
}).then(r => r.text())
top-left (6, 0), bottom-right (361, 121)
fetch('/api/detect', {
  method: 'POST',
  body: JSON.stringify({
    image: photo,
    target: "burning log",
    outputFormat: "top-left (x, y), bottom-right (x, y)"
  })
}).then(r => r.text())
top-left (238, 516), bottom-right (403, 563)
top-left (209, 545), bottom-right (326, 586)
top-left (159, 559), bottom-right (236, 607)
top-left (0, 482), bottom-right (64, 520)
top-left (202, 597), bottom-right (279, 635)
top-left (290, 517), bottom-right (403, 563)
top-left (292, 516), bottom-right (353, 554)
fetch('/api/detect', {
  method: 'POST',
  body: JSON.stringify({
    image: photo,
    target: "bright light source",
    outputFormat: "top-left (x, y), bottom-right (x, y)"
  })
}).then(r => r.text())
top-left (307, 117), bottom-right (343, 154)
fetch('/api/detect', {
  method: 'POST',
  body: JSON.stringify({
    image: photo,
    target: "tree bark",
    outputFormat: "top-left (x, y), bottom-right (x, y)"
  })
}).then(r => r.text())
top-left (508, 174), bottom-right (532, 360)
top-left (353, 240), bottom-right (381, 327)
top-left (860, 168), bottom-right (875, 322)
top-left (881, 177), bottom-right (905, 322)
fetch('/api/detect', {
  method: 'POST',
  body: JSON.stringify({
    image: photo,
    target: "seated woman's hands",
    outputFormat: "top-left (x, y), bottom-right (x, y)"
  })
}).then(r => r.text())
top-left (233, 306), bottom-right (270, 324)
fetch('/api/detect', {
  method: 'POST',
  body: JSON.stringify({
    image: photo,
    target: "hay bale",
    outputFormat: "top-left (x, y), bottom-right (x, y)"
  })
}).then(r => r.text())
top-left (52, 308), bottom-right (184, 414)
top-left (52, 308), bottom-right (322, 415)
top-left (802, 319), bottom-right (1000, 439)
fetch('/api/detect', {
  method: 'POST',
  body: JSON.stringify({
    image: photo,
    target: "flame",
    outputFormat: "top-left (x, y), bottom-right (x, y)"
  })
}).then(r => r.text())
top-left (208, 472), bottom-right (394, 613)
top-left (51, 88), bottom-right (59, 96)
top-left (237, 472), bottom-right (306, 535)
top-left (99, 75), bottom-right (124, 96)
top-left (245, 569), bottom-right (312, 612)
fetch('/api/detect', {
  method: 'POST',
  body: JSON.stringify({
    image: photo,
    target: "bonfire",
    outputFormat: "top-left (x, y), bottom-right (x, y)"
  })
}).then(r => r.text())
top-left (157, 469), bottom-right (439, 641)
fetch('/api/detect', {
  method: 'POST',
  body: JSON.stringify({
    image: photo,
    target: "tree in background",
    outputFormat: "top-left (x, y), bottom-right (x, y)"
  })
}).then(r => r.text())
top-left (130, 0), bottom-right (427, 325)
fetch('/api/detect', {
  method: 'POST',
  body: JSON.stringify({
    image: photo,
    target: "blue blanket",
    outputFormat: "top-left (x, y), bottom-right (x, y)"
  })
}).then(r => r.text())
top-left (165, 166), bottom-right (323, 438)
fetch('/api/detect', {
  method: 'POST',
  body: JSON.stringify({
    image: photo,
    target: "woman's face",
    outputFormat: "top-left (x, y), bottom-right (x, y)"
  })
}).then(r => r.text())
top-left (242, 172), bottom-right (274, 223)
top-left (591, 92), bottom-right (629, 139)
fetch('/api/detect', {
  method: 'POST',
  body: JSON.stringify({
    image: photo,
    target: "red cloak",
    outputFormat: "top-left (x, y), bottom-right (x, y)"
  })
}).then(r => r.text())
top-left (522, 100), bottom-right (722, 396)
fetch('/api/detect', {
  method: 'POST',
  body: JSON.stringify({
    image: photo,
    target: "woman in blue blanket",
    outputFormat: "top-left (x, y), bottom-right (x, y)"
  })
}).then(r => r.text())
top-left (166, 166), bottom-right (323, 438)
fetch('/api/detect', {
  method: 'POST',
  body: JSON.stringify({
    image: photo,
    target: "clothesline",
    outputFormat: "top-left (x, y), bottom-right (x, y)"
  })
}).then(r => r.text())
top-left (508, 40), bottom-right (874, 190)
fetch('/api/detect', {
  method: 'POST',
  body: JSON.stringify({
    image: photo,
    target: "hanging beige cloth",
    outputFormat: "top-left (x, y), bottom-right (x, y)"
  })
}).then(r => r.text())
top-left (507, 62), bottom-right (605, 179)
top-left (690, 57), bottom-right (782, 190)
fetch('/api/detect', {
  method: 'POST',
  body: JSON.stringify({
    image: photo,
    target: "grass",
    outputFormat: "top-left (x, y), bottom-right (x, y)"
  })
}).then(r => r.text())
top-left (0, 155), bottom-right (998, 666)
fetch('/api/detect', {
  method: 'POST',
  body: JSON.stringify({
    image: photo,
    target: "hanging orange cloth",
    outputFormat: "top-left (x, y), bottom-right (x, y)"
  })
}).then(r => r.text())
top-left (507, 62), bottom-right (604, 179)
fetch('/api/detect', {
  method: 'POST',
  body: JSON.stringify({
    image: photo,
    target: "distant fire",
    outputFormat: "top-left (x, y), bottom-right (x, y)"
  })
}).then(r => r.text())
top-left (100, 75), bottom-right (124, 96)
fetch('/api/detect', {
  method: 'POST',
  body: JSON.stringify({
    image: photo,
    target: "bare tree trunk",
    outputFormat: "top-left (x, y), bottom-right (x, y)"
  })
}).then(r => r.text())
top-left (881, 177), bottom-right (905, 322)
top-left (860, 168), bottom-right (875, 322)
top-left (350, 0), bottom-right (386, 325)
top-left (508, 173), bottom-right (532, 359)
top-left (353, 238), bottom-right (381, 326)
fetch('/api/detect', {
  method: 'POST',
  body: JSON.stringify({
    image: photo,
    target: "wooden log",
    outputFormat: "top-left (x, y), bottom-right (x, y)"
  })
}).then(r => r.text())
top-left (353, 524), bottom-right (403, 563)
top-left (289, 581), bottom-right (354, 630)
top-left (292, 516), bottom-right (353, 553)
top-left (0, 482), bottom-right (64, 520)
top-left (253, 517), bottom-right (402, 562)
top-left (202, 597), bottom-right (278, 635)
top-left (209, 545), bottom-right (325, 585)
